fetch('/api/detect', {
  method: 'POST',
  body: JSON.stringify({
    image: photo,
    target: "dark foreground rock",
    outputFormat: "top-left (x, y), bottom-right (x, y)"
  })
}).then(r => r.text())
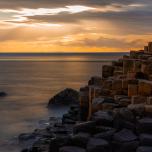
top-left (112, 129), bottom-right (139, 152)
top-left (48, 88), bottom-right (79, 107)
top-left (59, 146), bottom-right (86, 152)
top-left (136, 146), bottom-right (152, 152)
top-left (87, 138), bottom-right (110, 152)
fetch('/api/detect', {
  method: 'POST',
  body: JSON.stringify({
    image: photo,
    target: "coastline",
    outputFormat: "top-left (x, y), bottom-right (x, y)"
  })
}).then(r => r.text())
top-left (20, 43), bottom-right (152, 152)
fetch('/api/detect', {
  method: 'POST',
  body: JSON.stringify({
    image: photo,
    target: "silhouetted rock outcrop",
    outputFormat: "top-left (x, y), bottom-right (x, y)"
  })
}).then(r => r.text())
top-left (48, 88), bottom-right (79, 107)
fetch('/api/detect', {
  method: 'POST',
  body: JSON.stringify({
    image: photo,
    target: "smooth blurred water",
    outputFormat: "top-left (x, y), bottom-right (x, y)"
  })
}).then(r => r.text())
top-left (0, 53), bottom-right (127, 152)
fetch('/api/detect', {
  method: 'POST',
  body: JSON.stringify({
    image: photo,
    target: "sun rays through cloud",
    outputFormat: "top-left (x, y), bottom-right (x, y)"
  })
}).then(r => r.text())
top-left (0, 0), bottom-right (151, 52)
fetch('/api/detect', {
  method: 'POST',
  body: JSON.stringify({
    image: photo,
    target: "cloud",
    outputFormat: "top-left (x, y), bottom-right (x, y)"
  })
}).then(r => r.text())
top-left (0, 0), bottom-right (151, 52)
top-left (61, 36), bottom-right (145, 49)
top-left (0, 0), bottom-right (138, 9)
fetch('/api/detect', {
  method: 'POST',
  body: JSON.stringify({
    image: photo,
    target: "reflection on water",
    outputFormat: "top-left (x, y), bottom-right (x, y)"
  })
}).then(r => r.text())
top-left (0, 53), bottom-right (127, 61)
top-left (0, 53), bottom-right (126, 152)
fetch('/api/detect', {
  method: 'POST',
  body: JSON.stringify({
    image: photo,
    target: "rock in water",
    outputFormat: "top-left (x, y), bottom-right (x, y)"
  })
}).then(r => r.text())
top-left (0, 92), bottom-right (7, 97)
top-left (48, 88), bottom-right (79, 107)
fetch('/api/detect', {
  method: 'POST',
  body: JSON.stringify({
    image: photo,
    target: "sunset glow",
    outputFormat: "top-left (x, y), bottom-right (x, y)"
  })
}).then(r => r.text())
top-left (0, 0), bottom-right (152, 52)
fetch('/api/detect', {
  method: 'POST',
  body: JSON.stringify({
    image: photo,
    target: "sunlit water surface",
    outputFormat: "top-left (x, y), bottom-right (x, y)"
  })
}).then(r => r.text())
top-left (0, 53), bottom-right (128, 152)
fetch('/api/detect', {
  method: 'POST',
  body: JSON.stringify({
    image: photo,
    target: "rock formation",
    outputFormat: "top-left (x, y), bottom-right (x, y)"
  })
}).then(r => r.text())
top-left (21, 42), bottom-right (152, 152)
top-left (48, 88), bottom-right (79, 107)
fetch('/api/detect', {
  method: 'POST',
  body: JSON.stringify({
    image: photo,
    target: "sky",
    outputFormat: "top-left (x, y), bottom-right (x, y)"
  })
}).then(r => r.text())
top-left (0, 0), bottom-right (152, 52)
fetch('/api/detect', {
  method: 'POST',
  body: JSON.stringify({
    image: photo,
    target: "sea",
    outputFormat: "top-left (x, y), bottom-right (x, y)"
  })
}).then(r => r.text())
top-left (0, 52), bottom-right (128, 152)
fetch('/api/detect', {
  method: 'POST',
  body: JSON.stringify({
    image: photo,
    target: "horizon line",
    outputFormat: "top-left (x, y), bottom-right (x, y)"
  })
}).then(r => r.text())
top-left (0, 51), bottom-right (129, 54)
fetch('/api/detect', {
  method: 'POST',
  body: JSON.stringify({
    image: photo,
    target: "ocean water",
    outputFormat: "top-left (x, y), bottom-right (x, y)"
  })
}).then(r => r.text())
top-left (0, 53), bottom-right (128, 152)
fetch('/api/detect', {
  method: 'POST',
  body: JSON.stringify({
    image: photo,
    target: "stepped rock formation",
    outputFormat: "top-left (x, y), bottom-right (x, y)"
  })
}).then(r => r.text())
top-left (21, 42), bottom-right (152, 152)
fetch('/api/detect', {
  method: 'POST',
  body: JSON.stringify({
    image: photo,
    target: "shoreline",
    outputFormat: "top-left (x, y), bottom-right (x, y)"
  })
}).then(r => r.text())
top-left (16, 43), bottom-right (152, 152)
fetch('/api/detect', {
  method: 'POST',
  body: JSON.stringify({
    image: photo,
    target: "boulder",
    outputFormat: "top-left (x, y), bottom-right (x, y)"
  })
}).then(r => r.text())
top-left (64, 107), bottom-right (80, 124)
top-left (21, 149), bottom-right (29, 152)
top-left (0, 92), bottom-right (7, 97)
top-left (128, 104), bottom-right (145, 117)
top-left (115, 95), bottom-right (131, 107)
top-left (112, 129), bottom-right (139, 152)
top-left (94, 128), bottom-right (116, 141)
top-left (102, 102), bottom-right (118, 111)
top-left (62, 118), bottom-right (76, 124)
top-left (137, 117), bottom-right (152, 134)
top-left (136, 146), bottom-right (152, 152)
top-left (18, 133), bottom-right (36, 143)
top-left (49, 136), bottom-right (71, 152)
top-left (113, 129), bottom-right (138, 142)
top-left (48, 88), bottom-right (79, 107)
top-left (59, 146), bottom-right (86, 152)
top-left (70, 132), bottom-right (90, 148)
top-left (91, 111), bottom-right (113, 127)
top-left (113, 108), bottom-right (135, 130)
top-left (113, 108), bottom-right (135, 122)
top-left (73, 121), bottom-right (96, 134)
top-left (140, 134), bottom-right (152, 146)
top-left (87, 138), bottom-right (110, 152)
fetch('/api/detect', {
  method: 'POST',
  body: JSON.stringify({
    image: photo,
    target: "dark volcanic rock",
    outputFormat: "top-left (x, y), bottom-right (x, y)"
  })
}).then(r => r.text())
top-left (112, 129), bottom-right (139, 152)
top-left (137, 117), bottom-right (152, 134)
top-left (113, 129), bottom-right (138, 142)
top-left (73, 121), bottom-right (96, 134)
top-left (87, 138), bottom-right (110, 152)
top-left (91, 111), bottom-right (114, 127)
top-left (136, 146), bottom-right (152, 152)
top-left (88, 76), bottom-right (102, 86)
top-left (0, 91), bottom-right (7, 97)
top-left (70, 132), bottom-right (90, 148)
top-left (113, 108), bottom-right (136, 130)
top-left (49, 136), bottom-right (71, 152)
top-left (59, 146), bottom-right (86, 152)
top-left (135, 72), bottom-right (148, 80)
top-left (18, 133), bottom-right (36, 143)
top-left (48, 88), bottom-right (79, 107)
top-left (94, 128), bottom-right (116, 141)
top-left (140, 134), bottom-right (152, 146)
top-left (102, 65), bottom-right (114, 78)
